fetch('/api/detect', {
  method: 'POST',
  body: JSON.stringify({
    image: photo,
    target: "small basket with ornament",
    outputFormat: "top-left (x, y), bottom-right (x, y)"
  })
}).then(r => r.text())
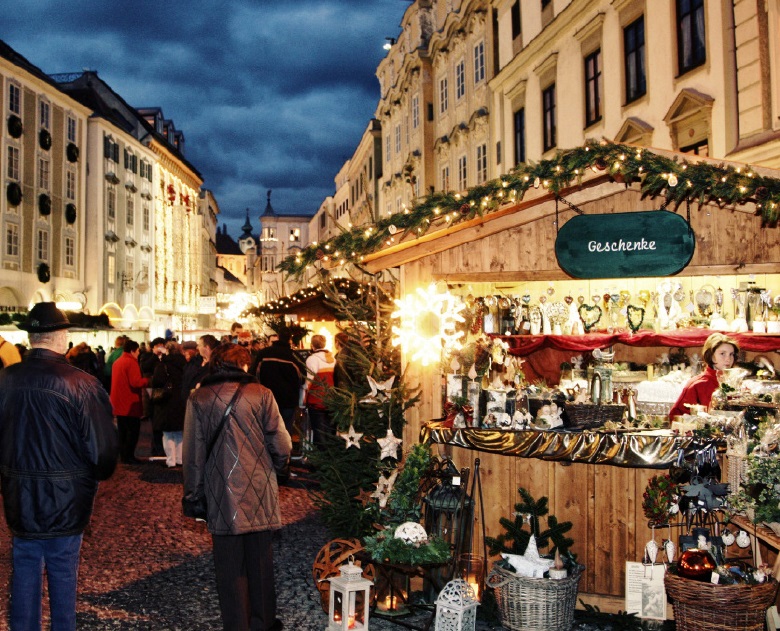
top-left (485, 487), bottom-right (583, 631)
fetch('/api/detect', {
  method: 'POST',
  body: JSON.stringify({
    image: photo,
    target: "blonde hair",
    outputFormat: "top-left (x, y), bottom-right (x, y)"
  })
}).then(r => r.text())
top-left (311, 334), bottom-right (327, 350)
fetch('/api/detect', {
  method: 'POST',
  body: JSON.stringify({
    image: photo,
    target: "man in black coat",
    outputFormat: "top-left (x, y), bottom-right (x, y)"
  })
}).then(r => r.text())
top-left (0, 302), bottom-right (118, 630)
top-left (254, 330), bottom-right (304, 436)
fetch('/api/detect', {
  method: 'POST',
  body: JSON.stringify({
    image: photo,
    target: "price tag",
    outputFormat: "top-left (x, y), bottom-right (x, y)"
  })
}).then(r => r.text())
top-left (710, 572), bottom-right (719, 584)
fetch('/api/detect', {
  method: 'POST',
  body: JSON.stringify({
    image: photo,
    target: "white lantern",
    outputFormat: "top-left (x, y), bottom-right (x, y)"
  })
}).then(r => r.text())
top-left (328, 556), bottom-right (373, 631)
top-left (394, 521), bottom-right (428, 545)
top-left (434, 578), bottom-right (478, 631)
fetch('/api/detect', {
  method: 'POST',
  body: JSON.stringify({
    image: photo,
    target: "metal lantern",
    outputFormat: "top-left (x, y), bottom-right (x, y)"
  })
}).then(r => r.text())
top-left (328, 556), bottom-right (373, 630)
top-left (434, 578), bottom-right (478, 631)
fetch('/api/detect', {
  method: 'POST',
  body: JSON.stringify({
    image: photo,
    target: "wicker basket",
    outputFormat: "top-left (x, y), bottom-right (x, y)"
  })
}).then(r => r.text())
top-left (486, 563), bottom-right (584, 631)
top-left (665, 572), bottom-right (779, 631)
top-left (564, 403), bottom-right (625, 430)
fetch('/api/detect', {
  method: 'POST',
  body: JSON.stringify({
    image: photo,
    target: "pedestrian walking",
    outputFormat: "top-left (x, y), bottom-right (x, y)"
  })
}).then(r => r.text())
top-left (254, 330), bottom-right (304, 437)
top-left (0, 302), bottom-right (118, 631)
top-left (110, 339), bottom-right (149, 464)
top-left (303, 334), bottom-right (336, 449)
top-left (183, 343), bottom-right (291, 631)
top-left (151, 340), bottom-right (187, 468)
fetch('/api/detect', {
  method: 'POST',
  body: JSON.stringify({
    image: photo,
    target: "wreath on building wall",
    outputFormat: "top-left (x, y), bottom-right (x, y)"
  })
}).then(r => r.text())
top-left (38, 129), bottom-right (52, 151)
top-left (6, 182), bottom-right (22, 207)
top-left (66, 142), bottom-right (79, 163)
top-left (38, 193), bottom-right (51, 216)
top-left (37, 263), bottom-right (50, 284)
top-left (7, 114), bottom-right (22, 139)
top-left (65, 203), bottom-right (77, 224)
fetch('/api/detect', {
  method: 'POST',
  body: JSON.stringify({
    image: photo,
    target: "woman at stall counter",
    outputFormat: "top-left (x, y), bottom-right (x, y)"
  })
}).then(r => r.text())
top-left (668, 333), bottom-right (739, 419)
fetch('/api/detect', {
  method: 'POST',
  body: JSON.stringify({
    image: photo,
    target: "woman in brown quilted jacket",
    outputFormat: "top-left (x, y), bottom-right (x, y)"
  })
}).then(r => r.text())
top-left (182, 343), bottom-right (291, 631)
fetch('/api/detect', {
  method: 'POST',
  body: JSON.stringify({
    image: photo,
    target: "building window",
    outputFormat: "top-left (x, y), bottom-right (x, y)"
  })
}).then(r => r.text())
top-left (514, 107), bottom-right (526, 165)
top-left (386, 135), bottom-right (391, 162)
top-left (474, 41), bottom-right (485, 84)
top-left (143, 204), bottom-right (150, 231)
top-left (624, 16), bottom-right (646, 103)
top-left (140, 160), bottom-right (153, 181)
top-left (124, 149), bottom-right (138, 173)
top-left (5, 223), bottom-right (18, 258)
top-left (38, 157), bottom-right (49, 190)
top-left (65, 235), bottom-right (75, 267)
top-left (543, 84), bottom-right (557, 152)
top-left (476, 143), bottom-right (487, 184)
top-left (67, 117), bottom-right (77, 143)
top-left (107, 186), bottom-right (116, 220)
top-left (584, 49), bottom-right (602, 127)
top-left (439, 77), bottom-right (449, 113)
top-left (395, 124), bottom-right (401, 153)
top-left (104, 135), bottom-right (119, 162)
top-left (456, 59), bottom-right (466, 100)
top-left (441, 165), bottom-right (450, 191)
top-left (7, 146), bottom-right (19, 181)
top-left (40, 101), bottom-right (50, 129)
top-left (319, 212), bottom-right (327, 229)
top-left (677, 0), bottom-right (705, 74)
top-left (262, 226), bottom-right (276, 241)
top-left (37, 229), bottom-right (49, 262)
top-left (457, 155), bottom-right (467, 190)
top-left (511, 1), bottom-right (522, 39)
top-left (126, 196), bottom-right (134, 226)
top-left (66, 170), bottom-right (76, 201)
top-left (8, 84), bottom-right (20, 115)
top-left (124, 258), bottom-right (134, 292)
top-left (289, 228), bottom-right (300, 242)
top-left (107, 254), bottom-right (115, 286)
top-left (412, 95), bottom-right (419, 129)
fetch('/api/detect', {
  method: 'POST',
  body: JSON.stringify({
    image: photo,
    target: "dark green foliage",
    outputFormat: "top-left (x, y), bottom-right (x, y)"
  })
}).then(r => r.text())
top-left (485, 487), bottom-right (574, 559)
top-left (306, 273), bottom-right (420, 539)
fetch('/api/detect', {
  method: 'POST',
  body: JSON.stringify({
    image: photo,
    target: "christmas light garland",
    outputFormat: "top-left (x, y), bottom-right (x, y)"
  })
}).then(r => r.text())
top-left (280, 139), bottom-right (780, 279)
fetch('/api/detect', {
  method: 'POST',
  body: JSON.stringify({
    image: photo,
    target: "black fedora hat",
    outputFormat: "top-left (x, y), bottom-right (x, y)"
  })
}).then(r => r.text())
top-left (17, 302), bottom-right (73, 332)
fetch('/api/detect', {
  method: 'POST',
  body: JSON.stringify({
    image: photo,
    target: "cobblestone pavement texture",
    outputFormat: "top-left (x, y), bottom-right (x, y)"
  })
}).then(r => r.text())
top-left (0, 421), bottom-right (662, 630)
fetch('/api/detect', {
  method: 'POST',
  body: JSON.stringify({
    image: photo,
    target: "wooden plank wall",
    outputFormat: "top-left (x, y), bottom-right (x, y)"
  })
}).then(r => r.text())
top-left (395, 187), bottom-right (777, 607)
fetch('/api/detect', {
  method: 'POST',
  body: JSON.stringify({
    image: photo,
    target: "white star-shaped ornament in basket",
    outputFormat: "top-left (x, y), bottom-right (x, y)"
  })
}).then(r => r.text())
top-left (377, 428), bottom-right (403, 460)
top-left (371, 470), bottom-right (398, 508)
top-left (339, 424), bottom-right (363, 449)
top-left (501, 535), bottom-right (555, 578)
top-left (360, 375), bottom-right (395, 404)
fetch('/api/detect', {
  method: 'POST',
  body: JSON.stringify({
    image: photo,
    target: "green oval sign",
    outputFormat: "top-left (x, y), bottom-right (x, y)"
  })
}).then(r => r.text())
top-left (555, 210), bottom-right (695, 279)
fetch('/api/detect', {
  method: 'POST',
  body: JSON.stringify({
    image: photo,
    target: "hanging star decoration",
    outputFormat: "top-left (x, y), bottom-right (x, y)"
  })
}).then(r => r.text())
top-left (339, 424), bottom-right (363, 449)
top-left (360, 375), bottom-right (395, 405)
top-left (354, 487), bottom-right (375, 507)
top-left (377, 428), bottom-right (403, 460)
top-left (370, 470), bottom-right (398, 508)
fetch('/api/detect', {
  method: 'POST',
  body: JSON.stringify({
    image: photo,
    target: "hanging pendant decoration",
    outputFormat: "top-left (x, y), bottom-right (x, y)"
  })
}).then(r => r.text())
top-left (339, 424), bottom-right (363, 449)
top-left (377, 428), bottom-right (402, 460)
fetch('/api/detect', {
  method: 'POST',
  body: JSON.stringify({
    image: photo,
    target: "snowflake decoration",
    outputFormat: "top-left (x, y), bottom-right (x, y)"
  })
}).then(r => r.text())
top-left (390, 283), bottom-right (465, 366)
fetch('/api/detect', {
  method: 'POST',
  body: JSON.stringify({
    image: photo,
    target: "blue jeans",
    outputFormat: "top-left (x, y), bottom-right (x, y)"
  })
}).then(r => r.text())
top-left (11, 534), bottom-right (82, 631)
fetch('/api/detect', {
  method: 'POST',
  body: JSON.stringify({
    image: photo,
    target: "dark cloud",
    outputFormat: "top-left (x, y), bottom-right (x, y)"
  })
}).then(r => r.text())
top-left (1, 0), bottom-right (408, 235)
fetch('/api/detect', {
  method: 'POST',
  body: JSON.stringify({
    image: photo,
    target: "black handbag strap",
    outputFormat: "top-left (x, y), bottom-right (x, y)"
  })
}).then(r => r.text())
top-left (205, 384), bottom-right (244, 462)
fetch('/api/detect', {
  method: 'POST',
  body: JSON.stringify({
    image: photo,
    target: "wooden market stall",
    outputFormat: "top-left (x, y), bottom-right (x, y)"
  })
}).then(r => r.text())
top-left (359, 152), bottom-right (780, 613)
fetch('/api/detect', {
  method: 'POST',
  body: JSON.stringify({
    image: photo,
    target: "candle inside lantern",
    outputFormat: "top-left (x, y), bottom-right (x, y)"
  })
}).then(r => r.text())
top-left (457, 553), bottom-right (485, 601)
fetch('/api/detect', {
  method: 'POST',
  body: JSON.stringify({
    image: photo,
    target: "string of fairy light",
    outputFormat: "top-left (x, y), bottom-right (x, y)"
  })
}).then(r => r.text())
top-left (279, 139), bottom-right (780, 279)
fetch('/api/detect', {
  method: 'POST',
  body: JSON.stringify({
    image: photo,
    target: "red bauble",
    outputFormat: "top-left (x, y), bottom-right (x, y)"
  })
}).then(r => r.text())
top-left (677, 549), bottom-right (717, 582)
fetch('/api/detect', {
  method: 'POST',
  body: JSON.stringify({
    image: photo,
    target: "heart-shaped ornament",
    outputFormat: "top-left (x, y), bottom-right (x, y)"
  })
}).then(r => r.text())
top-left (539, 295), bottom-right (547, 304)
top-left (564, 295), bottom-right (574, 305)
top-left (578, 304), bottom-right (602, 332)
top-left (592, 295), bottom-right (601, 304)
top-left (626, 304), bottom-right (645, 333)
top-left (522, 293), bottom-right (531, 305)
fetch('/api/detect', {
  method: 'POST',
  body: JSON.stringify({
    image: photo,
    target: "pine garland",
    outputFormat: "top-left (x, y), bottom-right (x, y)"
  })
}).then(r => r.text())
top-left (280, 140), bottom-right (780, 279)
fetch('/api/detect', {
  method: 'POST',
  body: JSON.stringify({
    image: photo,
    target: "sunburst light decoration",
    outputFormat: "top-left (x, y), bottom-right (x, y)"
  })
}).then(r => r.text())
top-left (390, 283), bottom-right (465, 366)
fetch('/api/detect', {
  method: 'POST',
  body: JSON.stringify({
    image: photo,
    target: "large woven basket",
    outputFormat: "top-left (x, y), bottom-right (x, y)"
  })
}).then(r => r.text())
top-left (665, 572), bottom-right (779, 631)
top-left (564, 403), bottom-right (625, 430)
top-left (486, 563), bottom-right (584, 631)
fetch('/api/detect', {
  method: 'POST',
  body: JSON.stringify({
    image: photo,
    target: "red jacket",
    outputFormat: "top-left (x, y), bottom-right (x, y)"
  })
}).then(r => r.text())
top-left (110, 352), bottom-right (149, 417)
top-left (669, 366), bottom-right (719, 419)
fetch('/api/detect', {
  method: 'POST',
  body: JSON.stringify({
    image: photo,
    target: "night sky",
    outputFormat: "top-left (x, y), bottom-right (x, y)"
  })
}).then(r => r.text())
top-left (1, 0), bottom-right (408, 237)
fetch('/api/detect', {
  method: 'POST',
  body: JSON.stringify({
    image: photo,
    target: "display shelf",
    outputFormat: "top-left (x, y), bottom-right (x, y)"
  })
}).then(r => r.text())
top-left (729, 514), bottom-right (780, 577)
top-left (421, 422), bottom-right (716, 469)
top-left (498, 329), bottom-right (780, 356)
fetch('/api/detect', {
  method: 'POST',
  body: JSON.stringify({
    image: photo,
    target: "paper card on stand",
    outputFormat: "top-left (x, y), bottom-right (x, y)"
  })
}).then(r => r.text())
top-left (625, 562), bottom-right (667, 621)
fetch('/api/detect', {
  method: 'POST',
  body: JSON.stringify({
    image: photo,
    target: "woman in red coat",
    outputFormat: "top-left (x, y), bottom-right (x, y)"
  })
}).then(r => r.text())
top-left (669, 333), bottom-right (739, 418)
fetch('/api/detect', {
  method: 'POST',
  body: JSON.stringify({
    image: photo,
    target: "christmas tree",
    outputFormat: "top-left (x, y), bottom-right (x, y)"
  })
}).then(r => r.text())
top-left (306, 272), bottom-right (420, 538)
